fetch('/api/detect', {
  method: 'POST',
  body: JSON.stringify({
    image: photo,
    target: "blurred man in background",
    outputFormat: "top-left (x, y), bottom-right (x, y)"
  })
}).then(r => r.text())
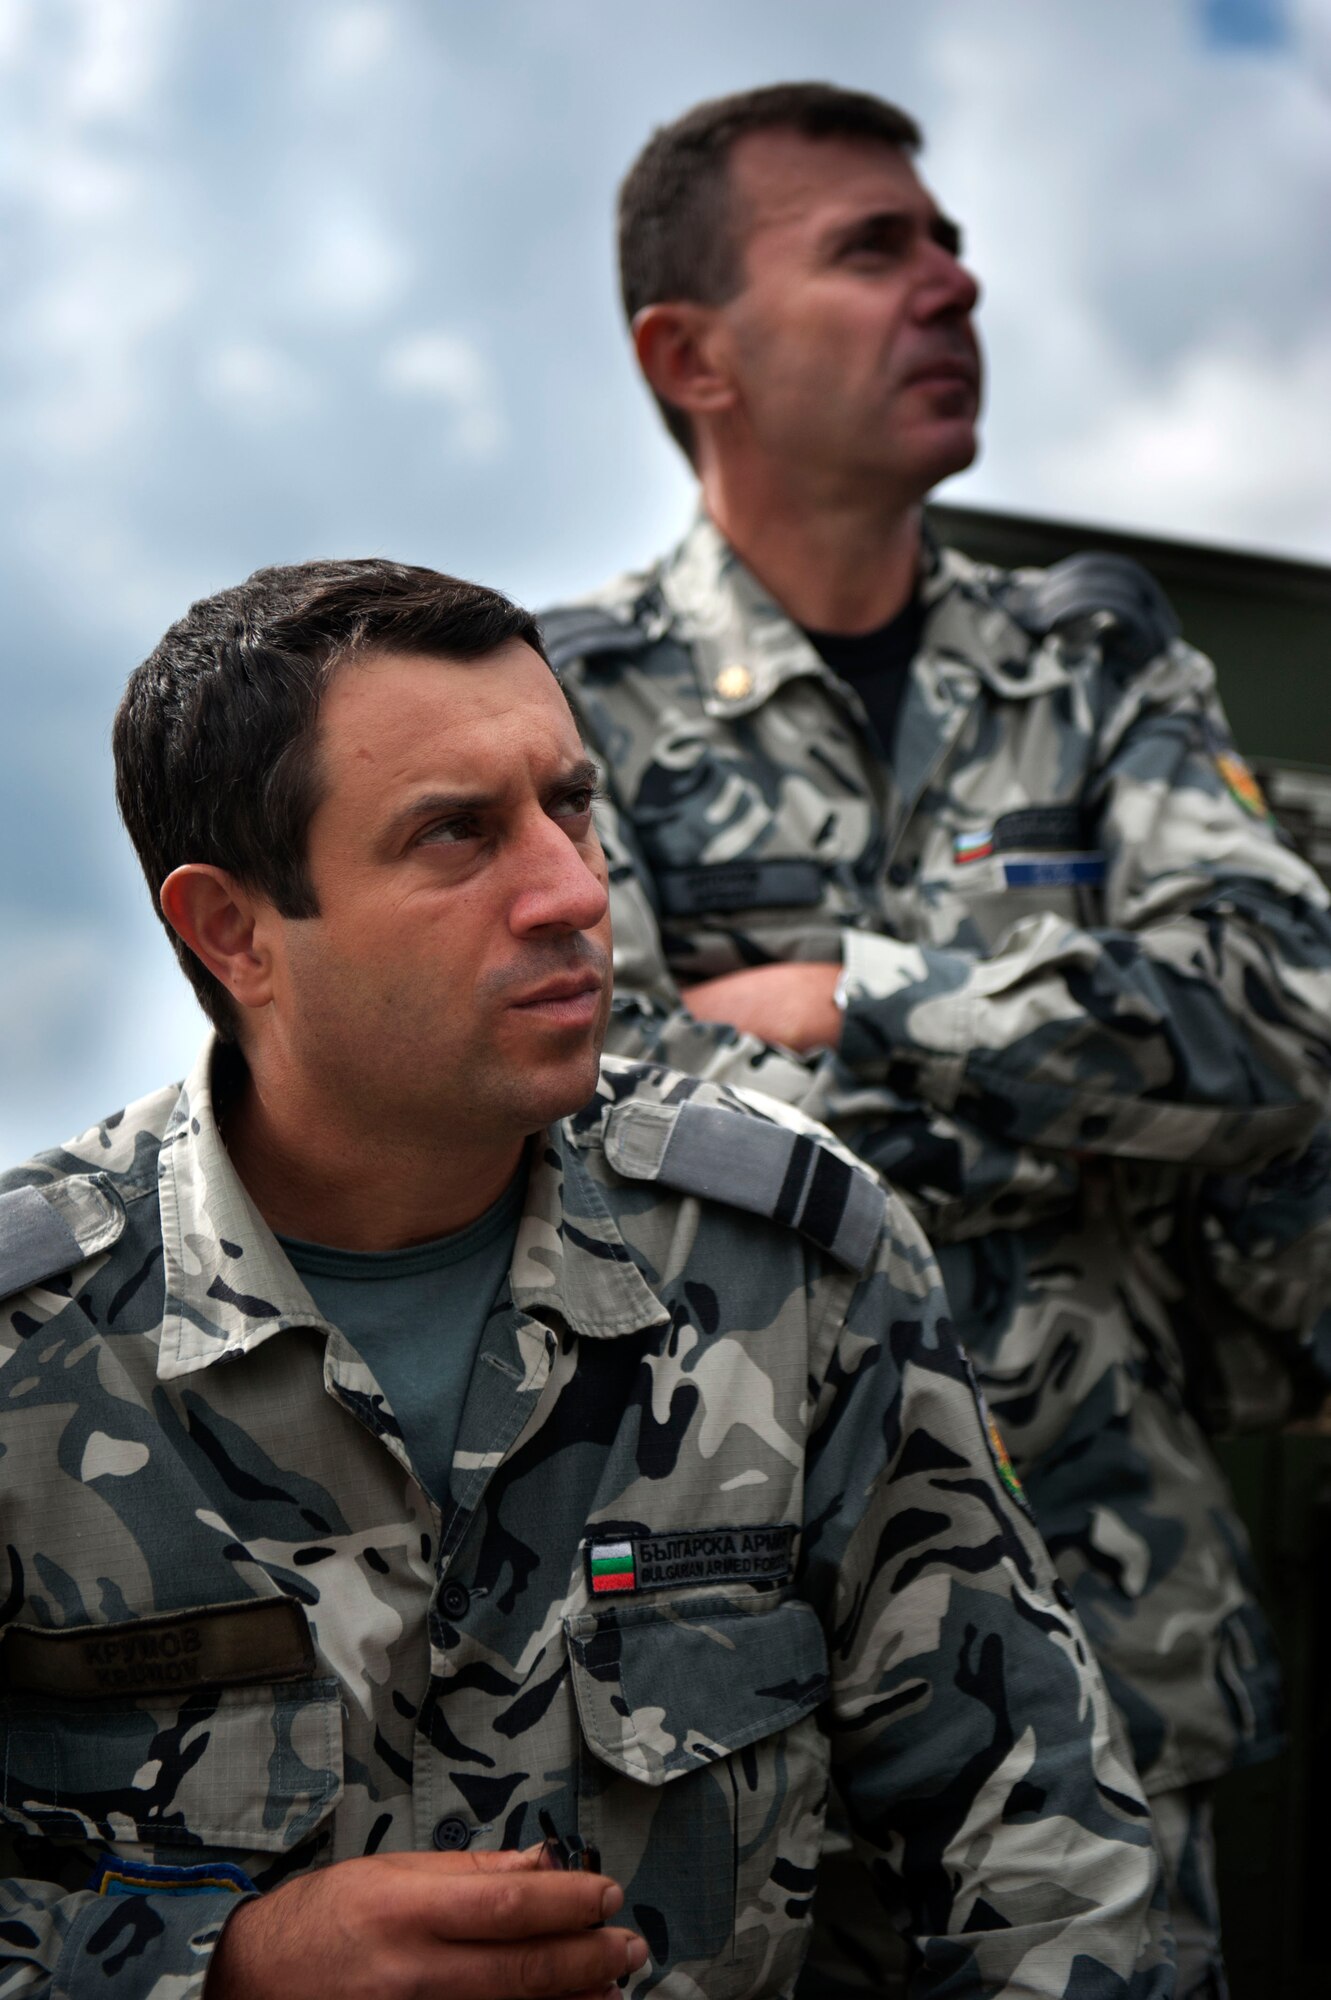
top-left (543, 82), bottom-right (1331, 1996)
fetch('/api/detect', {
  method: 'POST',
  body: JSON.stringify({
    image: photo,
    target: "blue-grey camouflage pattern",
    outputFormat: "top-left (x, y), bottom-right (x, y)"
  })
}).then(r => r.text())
top-left (545, 511), bottom-right (1331, 1798)
top-left (0, 1041), bottom-right (1171, 1997)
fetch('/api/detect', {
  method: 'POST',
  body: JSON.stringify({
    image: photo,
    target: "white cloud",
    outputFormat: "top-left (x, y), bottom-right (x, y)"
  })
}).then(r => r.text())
top-left (9, 253), bottom-right (195, 460)
top-left (0, 0), bottom-right (33, 68)
top-left (1035, 320), bottom-right (1331, 556)
top-left (1290, 0), bottom-right (1331, 87)
top-left (202, 341), bottom-right (319, 425)
top-left (292, 195), bottom-right (411, 322)
top-left (0, 909), bottom-right (205, 1166)
top-left (928, 0), bottom-right (1331, 557)
top-left (304, 0), bottom-right (399, 92)
top-left (61, 0), bottom-right (177, 123)
top-left (381, 329), bottom-right (506, 461)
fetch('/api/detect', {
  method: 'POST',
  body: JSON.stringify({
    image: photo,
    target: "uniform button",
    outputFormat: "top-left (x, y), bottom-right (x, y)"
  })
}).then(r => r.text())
top-left (432, 1815), bottom-right (472, 1851)
top-left (441, 1582), bottom-right (471, 1620)
top-left (888, 860), bottom-right (913, 887)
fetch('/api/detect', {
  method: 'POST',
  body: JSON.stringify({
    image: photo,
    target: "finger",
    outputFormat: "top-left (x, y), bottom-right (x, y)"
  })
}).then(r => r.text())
top-left (435, 1927), bottom-right (647, 1999)
top-left (450, 1845), bottom-right (546, 1874)
top-left (421, 1866), bottom-right (625, 1941)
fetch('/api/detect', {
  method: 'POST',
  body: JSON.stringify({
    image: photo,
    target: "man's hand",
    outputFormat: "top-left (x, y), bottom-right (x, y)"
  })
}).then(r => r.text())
top-left (205, 1846), bottom-right (648, 2000)
top-left (681, 962), bottom-right (842, 1053)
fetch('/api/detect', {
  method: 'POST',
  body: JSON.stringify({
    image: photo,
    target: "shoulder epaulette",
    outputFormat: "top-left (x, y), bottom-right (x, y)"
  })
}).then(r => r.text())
top-left (539, 602), bottom-right (657, 676)
top-left (1012, 551), bottom-right (1181, 668)
top-left (0, 1176), bottom-right (125, 1301)
top-left (602, 1095), bottom-right (886, 1274)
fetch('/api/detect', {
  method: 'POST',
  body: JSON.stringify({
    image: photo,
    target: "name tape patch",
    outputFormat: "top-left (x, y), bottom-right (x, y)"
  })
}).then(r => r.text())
top-left (656, 859), bottom-right (824, 917)
top-left (1002, 855), bottom-right (1104, 888)
top-left (586, 1524), bottom-right (795, 1596)
top-left (0, 1598), bottom-right (314, 1702)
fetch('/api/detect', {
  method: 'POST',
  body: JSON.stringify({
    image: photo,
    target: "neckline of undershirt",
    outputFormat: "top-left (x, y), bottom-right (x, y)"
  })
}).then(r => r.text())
top-left (801, 591), bottom-right (925, 677)
top-left (279, 1163), bottom-right (528, 1281)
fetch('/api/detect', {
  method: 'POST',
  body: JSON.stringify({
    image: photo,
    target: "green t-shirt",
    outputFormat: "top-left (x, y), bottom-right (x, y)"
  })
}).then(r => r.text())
top-left (280, 1169), bottom-right (526, 1508)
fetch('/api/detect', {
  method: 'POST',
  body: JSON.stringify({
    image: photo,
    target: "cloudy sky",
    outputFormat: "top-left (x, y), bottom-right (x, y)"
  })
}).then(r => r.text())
top-left (1, 0), bottom-right (1328, 1161)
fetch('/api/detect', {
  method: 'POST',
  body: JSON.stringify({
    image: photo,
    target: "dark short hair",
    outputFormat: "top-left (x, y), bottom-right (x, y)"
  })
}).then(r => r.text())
top-left (619, 82), bottom-right (922, 458)
top-left (114, 557), bottom-right (546, 1036)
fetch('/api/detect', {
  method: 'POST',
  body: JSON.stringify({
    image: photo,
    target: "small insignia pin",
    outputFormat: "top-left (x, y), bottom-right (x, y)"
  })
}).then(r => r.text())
top-left (715, 663), bottom-right (754, 701)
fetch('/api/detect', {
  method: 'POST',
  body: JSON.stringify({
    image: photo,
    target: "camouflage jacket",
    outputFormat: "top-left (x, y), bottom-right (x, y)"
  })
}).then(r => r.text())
top-left (0, 1043), bottom-right (1169, 1998)
top-left (545, 512), bottom-right (1331, 1795)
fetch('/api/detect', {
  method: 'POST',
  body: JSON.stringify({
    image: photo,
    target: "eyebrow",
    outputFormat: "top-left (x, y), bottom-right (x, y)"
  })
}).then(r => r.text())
top-left (380, 757), bottom-right (600, 846)
top-left (826, 207), bottom-right (963, 257)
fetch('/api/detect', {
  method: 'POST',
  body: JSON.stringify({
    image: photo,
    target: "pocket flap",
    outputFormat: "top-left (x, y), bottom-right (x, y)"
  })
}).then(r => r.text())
top-left (565, 1593), bottom-right (828, 1787)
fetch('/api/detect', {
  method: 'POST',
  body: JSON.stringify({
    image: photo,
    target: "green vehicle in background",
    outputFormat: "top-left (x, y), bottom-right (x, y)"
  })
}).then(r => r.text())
top-left (934, 502), bottom-right (1331, 2000)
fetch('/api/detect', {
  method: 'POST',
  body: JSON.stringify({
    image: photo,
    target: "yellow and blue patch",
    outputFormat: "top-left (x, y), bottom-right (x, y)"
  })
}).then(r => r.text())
top-left (89, 1855), bottom-right (256, 1899)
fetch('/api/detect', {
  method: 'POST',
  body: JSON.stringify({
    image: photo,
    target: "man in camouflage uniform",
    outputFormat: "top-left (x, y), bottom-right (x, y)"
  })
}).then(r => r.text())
top-left (0, 557), bottom-right (1170, 1997)
top-left (542, 83), bottom-right (1331, 1995)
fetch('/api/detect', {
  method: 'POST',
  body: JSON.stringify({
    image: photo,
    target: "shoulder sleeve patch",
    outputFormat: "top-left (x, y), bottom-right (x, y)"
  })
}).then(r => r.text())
top-left (603, 1098), bottom-right (886, 1274)
top-left (539, 603), bottom-right (655, 676)
top-left (0, 1177), bottom-right (125, 1300)
top-left (1016, 551), bottom-right (1181, 668)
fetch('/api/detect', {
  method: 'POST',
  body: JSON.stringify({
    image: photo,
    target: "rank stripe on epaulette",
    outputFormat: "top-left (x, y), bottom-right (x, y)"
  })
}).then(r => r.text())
top-left (658, 1102), bottom-right (884, 1272)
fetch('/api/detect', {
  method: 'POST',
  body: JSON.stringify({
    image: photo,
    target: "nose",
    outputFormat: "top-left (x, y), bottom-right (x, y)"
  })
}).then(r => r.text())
top-left (508, 812), bottom-right (609, 939)
top-left (919, 239), bottom-right (980, 320)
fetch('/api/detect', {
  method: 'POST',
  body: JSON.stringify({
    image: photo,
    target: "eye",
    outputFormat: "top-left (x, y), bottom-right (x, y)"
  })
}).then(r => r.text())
top-left (417, 815), bottom-right (480, 847)
top-left (931, 215), bottom-right (963, 258)
top-left (550, 782), bottom-right (600, 827)
top-left (838, 216), bottom-right (912, 264)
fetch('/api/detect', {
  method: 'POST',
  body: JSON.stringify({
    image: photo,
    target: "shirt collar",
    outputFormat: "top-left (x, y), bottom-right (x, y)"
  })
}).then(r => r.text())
top-left (505, 1121), bottom-right (670, 1340)
top-left (155, 1039), bottom-right (329, 1379)
top-left (656, 508), bottom-right (1071, 713)
top-left (155, 1041), bottom-right (668, 1381)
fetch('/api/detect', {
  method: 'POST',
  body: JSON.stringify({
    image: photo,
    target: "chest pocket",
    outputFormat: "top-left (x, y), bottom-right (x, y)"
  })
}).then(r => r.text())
top-left (0, 1678), bottom-right (343, 1858)
top-left (566, 1592), bottom-right (828, 1999)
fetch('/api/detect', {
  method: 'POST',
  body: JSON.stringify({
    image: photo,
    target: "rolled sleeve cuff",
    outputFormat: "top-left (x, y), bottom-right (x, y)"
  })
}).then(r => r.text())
top-left (55, 1883), bottom-right (256, 1999)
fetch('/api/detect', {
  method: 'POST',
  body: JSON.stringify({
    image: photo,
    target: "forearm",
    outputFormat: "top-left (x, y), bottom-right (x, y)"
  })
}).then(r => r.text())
top-left (837, 889), bottom-right (1331, 1169)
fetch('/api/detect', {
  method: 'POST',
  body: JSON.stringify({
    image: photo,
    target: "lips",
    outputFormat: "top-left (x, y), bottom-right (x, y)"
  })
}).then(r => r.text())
top-left (510, 971), bottom-right (604, 1009)
top-left (906, 356), bottom-right (979, 391)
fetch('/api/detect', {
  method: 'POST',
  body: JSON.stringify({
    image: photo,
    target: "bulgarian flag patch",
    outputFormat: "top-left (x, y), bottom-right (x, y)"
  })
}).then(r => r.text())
top-left (953, 828), bottom-right (993, 865)
top-left (588, 1540), bottom-right (637, 1593)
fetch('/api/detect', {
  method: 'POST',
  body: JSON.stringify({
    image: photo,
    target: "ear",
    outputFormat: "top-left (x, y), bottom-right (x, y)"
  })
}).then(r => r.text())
top-left (632, 302), bottom-right (737, 425)
top-left (159, 865), bottom-right (276, 1014)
